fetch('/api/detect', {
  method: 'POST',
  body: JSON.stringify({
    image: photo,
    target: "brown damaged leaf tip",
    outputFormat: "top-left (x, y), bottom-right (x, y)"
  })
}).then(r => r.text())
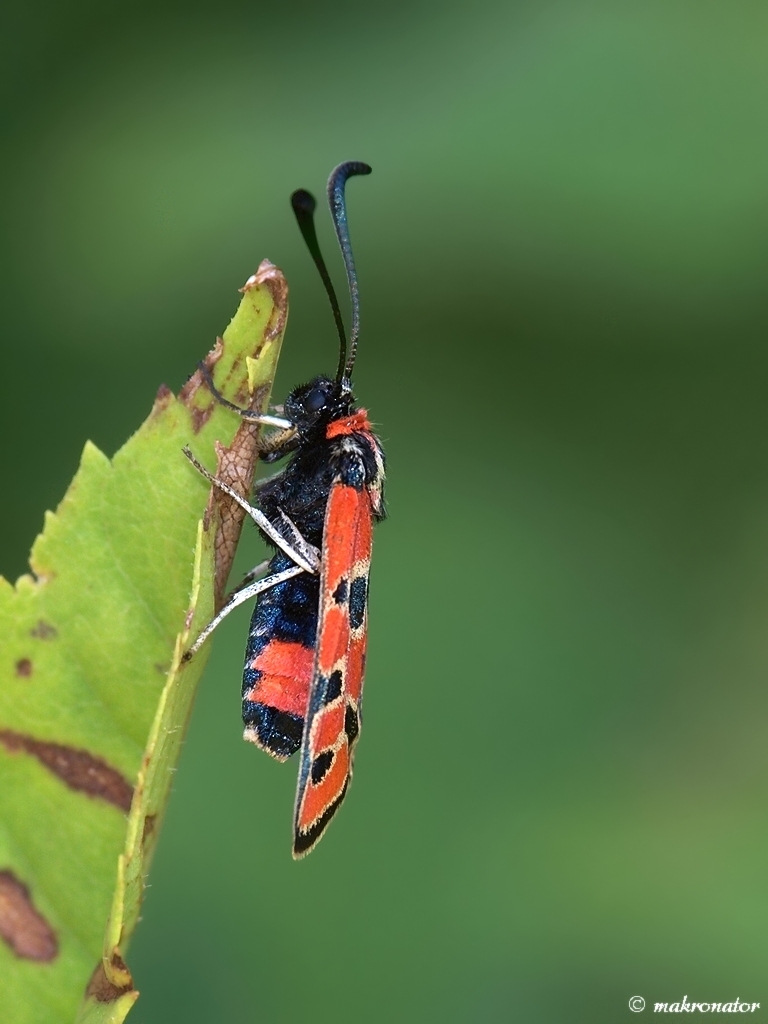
top-left (0, 870), bottom-right (58, 962)
top-left (240, 258), bottom-right (285, 292)
top-left (207, 264), bottom-right (288, 608)
top-left (0, 730), bottom-right (134, 812)
top-left (86, 952), bottom-right (135, 1002)
top-left (245, 260), bottom-right (289, 341)
top-left (149, 383), bottom-right (174, 420)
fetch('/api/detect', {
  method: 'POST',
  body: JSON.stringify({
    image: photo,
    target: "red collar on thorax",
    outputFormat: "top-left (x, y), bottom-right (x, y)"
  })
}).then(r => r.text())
top-left (325, 409), bottom-right (372, 439)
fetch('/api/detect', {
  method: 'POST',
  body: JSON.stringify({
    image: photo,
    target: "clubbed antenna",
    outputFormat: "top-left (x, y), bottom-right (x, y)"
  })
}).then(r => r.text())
top-left (291, 162), bottom-right (372, 384)
top-left (326, 161), bottom-right (372, 381)
top-left (290, 188), bottom-right (348, 383)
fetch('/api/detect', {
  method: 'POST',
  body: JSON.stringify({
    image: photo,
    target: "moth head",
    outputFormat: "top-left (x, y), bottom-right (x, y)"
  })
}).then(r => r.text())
top-left (285, 375), bottom-right (353, 433)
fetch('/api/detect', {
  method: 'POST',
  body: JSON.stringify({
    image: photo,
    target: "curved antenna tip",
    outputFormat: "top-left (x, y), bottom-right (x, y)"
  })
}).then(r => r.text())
top-left (291, 184), bottom-right (348, 378)
top-left (329, 161), bottom-right (372, 185)
top-left (290, 188), bottom-right (316, 216)
top-left (327, 162), bottom-right (372, 381)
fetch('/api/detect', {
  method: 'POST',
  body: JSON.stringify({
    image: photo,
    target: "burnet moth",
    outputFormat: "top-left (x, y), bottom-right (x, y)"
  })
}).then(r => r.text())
top-left (183, 162), bottom-right (385, 857)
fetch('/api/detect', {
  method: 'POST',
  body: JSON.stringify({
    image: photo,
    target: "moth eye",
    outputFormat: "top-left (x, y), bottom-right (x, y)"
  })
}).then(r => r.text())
top-left (304, 388), bottom-right (326, 413)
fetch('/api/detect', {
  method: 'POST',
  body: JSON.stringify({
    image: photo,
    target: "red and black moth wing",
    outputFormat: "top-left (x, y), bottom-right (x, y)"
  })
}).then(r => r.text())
top-left (292, 475), bottom-right (374, 857)
top-left (239, 407), bottom-right (384, 854)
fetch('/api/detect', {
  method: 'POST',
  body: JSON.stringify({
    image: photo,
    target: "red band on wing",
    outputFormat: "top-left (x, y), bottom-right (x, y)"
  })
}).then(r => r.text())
top-left (321, 486), bottom-right (362, 600)
top-left (312, 703), bottom-right (346, 754)
top-left (352, 496), bottom-right (373, 566)
top-left (317, 605), bottom-right (347, 674)
top-left (300, 746), bottom-right (350, 828)
top-left (293, 482), bottom-right (374, 856)
top-left (346, 634), bottom-right (366, 704)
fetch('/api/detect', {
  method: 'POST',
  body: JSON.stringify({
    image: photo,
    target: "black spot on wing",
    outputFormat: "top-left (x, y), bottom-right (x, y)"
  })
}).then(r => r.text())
top-left (324, 670), bottom-right (343, 704)
top-left (344, 704), bottom-right (360, 745)
top-left (349, 576), bottom-right (367, 630)
top-left (332, 579), bottom-right (349, 605)
top-left (311, 750), bottom-right (334, 785)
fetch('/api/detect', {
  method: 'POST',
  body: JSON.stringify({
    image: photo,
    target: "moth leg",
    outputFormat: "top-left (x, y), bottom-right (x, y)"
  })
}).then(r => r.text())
top-left (182, 446), bottom-right (321, 573)
top-left (183, 563), bottom-right (305, 660)
top-left (232, 559), bottom-right (271, 591)
top-left (273, 508), bottom-right (321, 574)
top-left (258, 427), bottom-right (300, 459)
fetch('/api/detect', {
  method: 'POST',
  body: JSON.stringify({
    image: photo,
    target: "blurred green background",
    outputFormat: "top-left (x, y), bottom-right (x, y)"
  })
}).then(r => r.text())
top-left (3, 1), bottom-right (768, 1020)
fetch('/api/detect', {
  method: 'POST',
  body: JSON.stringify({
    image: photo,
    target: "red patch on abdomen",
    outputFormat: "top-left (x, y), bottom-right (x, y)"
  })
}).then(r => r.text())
top-left (247, 641), bottom-right (314, 717)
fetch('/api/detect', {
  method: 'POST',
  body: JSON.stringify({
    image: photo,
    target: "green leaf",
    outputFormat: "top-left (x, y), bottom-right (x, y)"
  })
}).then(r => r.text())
top-left (0, 261), bottom-right (289, 1023)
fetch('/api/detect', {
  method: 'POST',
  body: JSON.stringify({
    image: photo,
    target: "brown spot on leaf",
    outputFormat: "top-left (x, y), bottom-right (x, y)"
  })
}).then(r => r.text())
top-left (30, 620), bottom-right (57, 640)
top-left (0, 870), bottom-right (58, 961)
top-left (149, 383), bottom-right (173, 419)
top-left (189, 402), bottom-right (214, 435)
top-left (0, 730), bottom-right (133, 812)
top-left (15, 659), bottom-right (32, 678)
top-left (85, 952), bottom-right (135, 1002)
top-left (179, 337), bottom-right (223, 433)
top-left (142, 813), bottom-right (157, 846)
top-left (179, 336), bottom-right (223, 405)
